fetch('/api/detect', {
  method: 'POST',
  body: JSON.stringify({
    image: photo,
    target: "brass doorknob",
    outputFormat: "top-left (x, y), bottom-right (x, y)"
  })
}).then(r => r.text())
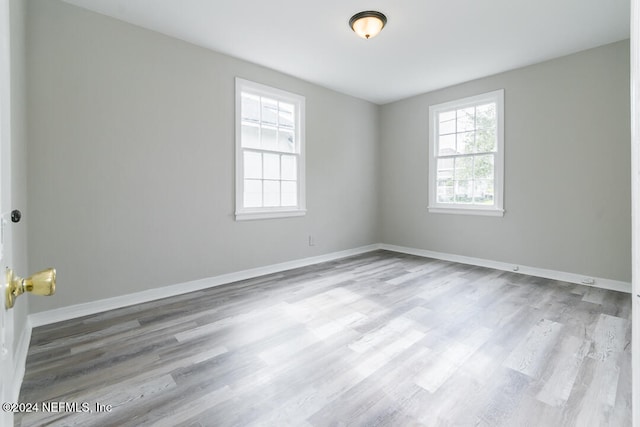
top-left (5, 268), bottom-right (56, 309)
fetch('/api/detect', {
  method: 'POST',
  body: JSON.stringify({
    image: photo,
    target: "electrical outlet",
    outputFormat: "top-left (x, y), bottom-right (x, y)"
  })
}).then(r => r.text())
top-left (308, 235), bottom-right (315, 246)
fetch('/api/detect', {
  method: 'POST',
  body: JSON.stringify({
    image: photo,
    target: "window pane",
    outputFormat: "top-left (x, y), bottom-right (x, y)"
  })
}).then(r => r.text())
top-left (437, 158), bottom-right (454, 178)
top-left (457, 107), bottom-right (475, 132)
top-left (438, 134), bottom-right (455, 155)
top-left (454, 157), bottom-right (473, 180)
top-left (281, 181), bottom-right (297, 206)
top-left (439, 112), bottom-right (456, 135)
top-left (279, 102), bottom-right (295, 128)
top-left (244, 151), bottom-right (262, 179)
top-left (437, 185), bottom-right (454, 203)
top-left (241, 124), bottom-right (260, 149)
top-left (440, 110), bottom-right (455, 122)
top-left (281, 155), bottom-right (297, 181)
top-left (455, 180), bottom-right (473, 203)
top-left (457, 131), bottom-right (475, 154)
top-left (261, 98), bottom-right (278, 126)
top-left (264, 180), bottom-right (280, 207)
top-left (263, 153), bottom-right (280, 180)
top-left (474, 179), bottom-right (494, 205)
top-left (278, 129), bottom-right (295, 153)
top-left (244, 179), bottom-right (262, 208)
top-left (476, 103), bottom-right (496, 129)
top-left (476, 128), bottom-right (496, 153)
top-left (261, 127), bottom-right (278, 151)
top-left (241, 94), bottom-right (260, 123)
top-left (474, 155), bottom-right (494, 180)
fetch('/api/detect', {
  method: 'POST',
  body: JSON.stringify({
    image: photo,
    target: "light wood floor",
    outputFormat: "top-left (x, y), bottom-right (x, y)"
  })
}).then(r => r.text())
top-left (17, 251), bottom-right (632, 426)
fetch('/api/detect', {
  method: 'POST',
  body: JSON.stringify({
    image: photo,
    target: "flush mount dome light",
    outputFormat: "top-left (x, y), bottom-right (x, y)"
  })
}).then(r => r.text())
top-left (349, 11), bottom-right (387, 39)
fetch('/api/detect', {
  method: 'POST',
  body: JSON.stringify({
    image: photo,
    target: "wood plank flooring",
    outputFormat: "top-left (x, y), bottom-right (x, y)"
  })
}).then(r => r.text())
top-left (16, 250), bottom-right (632, 426)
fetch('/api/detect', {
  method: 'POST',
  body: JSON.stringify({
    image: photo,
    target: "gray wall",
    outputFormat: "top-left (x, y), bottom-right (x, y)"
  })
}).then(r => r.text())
top-left (10, 0), bottom-right (29, 353)
top-left (25, 0), bottom-right (630, 315)
top-left (26, 0), bottom-right (380, 312)
top-left (380, 40), bottom-right (631, 282)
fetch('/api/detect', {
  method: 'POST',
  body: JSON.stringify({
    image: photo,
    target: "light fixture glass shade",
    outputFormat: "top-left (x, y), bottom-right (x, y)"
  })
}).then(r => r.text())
top-left (349, 11), bottom-right (387, 39)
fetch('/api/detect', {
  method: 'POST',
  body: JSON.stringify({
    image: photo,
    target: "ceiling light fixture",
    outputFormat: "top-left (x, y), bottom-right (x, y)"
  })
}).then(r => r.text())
top-left (349, 11), bottom-right (387, 39)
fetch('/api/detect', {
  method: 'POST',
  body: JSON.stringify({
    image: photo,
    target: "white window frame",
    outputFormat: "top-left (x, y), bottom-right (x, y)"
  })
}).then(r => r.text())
top-left (235, 78), bottom-right (306, 221)
top-left (428, 89), bottom-right (505, 217)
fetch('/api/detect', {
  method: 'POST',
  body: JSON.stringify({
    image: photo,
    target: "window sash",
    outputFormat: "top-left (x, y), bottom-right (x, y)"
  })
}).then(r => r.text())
top-left (241, 148), bottom-right (299, 209)
top-left (235, 78), bottom-right (306, 220)
top-left (428, 89), bottom-right (504, 216)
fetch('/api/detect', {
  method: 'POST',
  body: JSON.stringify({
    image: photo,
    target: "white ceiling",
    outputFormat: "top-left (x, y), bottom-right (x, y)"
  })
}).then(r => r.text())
top-left (61, 0), bottom-right (630, 105)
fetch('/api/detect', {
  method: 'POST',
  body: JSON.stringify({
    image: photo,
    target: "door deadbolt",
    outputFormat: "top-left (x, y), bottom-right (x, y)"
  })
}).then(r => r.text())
top-left (11, 210), bottom-right (21, 223)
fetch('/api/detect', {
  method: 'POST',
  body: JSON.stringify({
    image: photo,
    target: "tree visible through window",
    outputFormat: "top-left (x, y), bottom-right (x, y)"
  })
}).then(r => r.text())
top-left (428, 90), bottom-right (504, 216)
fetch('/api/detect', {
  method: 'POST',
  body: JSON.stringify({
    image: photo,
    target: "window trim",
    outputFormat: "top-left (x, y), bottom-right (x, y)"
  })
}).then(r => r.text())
top-left (235, 78), bottom-right (306, 221)
top-left (428, 89), bottom-right (505, 217)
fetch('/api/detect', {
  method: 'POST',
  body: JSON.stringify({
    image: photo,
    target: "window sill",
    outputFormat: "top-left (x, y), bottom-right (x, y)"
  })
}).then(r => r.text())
top-left (428, 206), bottom-right (504, 217)
top-left (235, 209), bottom-right (307, 221)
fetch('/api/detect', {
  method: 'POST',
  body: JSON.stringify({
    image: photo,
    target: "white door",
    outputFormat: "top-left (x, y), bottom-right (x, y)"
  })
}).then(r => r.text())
top-left (0, 0), bottom-right (14, 425)
top-left (632, 0), bottom-right (640, 425)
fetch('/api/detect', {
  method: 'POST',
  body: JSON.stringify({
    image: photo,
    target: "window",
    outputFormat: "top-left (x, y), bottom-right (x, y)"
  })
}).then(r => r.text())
top-left (428, 89), bottom-right (504, 216)
top-left (235, 78), bottom-right (306, 220)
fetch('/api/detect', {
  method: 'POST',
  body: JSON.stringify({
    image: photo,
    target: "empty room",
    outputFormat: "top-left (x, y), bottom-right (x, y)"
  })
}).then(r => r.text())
top-left (1, 0), bottom-right (639, 426)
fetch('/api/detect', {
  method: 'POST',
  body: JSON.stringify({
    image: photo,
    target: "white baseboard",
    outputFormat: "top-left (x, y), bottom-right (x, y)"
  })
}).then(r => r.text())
top-left (28, 244), bottom-right (382, 328)
top-left (28, 242), bottom-right (631, 330)
top-left (11, 322), bottom-right (31, 401)
top-left (380, 244), bottom-right (632, 294)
